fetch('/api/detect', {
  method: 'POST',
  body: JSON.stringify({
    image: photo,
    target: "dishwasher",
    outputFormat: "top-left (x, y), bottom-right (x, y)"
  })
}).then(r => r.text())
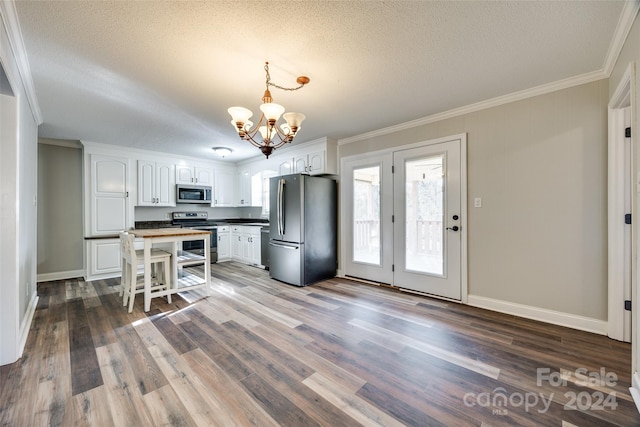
top-left (261, 226), bottom-right (270, 270)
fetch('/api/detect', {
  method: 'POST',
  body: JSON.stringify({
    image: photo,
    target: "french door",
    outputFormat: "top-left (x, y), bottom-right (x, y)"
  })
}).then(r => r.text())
top-left (342, 135), bottom-right (466, 300)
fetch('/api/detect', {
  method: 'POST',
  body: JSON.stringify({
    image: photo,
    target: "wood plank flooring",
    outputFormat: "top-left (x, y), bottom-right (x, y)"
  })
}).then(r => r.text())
top-left (1, 261), bottom-right (638, 426)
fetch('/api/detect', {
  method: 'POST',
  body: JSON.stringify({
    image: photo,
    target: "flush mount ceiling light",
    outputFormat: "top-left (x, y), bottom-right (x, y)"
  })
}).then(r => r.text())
top-left (212, 147), bottom-right (232, 158)
top-left (228, 61), bottom-right (308, 158)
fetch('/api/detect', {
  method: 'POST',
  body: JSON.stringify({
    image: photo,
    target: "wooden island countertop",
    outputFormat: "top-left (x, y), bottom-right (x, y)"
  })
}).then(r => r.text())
top-left (129, 228), bottom-right (210, 238)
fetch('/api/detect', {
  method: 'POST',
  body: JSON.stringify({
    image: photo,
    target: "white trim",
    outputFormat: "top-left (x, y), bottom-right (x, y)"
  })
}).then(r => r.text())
top-left (16, 293), bottom-right (38, 361)
top-left (0, 1), bottom-right (42, 124)
top-left (339, 72), bottom-right (606, 146)
top-left (608, 62), bottom-right (634, 341)
top-left (603, 0), bottom-right (640, 76)
top-left (37, 269), bottom-right (86, 283)
top-left (468, 295), bottom-right (607, 335)
top-left (459, 135), bottom-right (468, 304)
top-left (631, 372), bottom-right (640, 413)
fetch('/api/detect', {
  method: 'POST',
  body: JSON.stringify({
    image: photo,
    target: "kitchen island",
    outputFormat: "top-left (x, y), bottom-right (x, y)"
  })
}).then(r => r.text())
top-left (129, 228), bottom-right (211, 311)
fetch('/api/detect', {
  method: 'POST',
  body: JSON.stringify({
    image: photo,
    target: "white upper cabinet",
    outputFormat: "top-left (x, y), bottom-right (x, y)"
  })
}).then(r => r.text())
top-left (279, 159), bottom-right (294, 176)
top-left (273, 138), bottom-right (337, 176)
top-left (213, 169), bottom-right (235, 207)
top-left (236, 168), bottom-right (252, 206)
top-left (294, 150), bottom-right (325, 175)
top-left (137, 160), bottom-right (175, 206)
top-left (176, 164), bottom-right (213, 186)
top-left (86, 153), bottom-right (132, 237)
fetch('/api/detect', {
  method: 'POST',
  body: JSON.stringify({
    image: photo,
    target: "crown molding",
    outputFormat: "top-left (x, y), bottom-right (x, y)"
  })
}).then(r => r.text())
top-left (603, 0), bottom-right (640, 76)
top-left (0, 1), bottom-right (42, 125)
top-left (339, 70), bottom-right (607, 145)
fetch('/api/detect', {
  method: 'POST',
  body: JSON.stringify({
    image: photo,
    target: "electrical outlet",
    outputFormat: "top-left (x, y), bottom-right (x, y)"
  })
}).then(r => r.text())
top-left (474, 197), bottom-right (482, 208)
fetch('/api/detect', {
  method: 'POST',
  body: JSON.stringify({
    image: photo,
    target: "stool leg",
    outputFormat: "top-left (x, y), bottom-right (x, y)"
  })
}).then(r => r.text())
top-left (122, 262), bottom-right (130, 306)
top-left (127, 263), bottom-right (136, 313)
top-left (119, 257), bottom-right (125, 297)
top-left (164, 258), bottom-right (172, 303)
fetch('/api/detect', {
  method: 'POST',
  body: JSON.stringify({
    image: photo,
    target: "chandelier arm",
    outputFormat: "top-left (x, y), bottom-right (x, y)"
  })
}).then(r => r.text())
top-left (241, 112), bottom-right (265, 140)
top-left (272, 124), bottom-right (291, 140)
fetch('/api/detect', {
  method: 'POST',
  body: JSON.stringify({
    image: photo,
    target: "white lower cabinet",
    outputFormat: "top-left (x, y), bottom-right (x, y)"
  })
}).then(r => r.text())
top-left (86, 238), bottom-right (121, 281)
top-left (230, 225), bottom-right (262, 266)
top-left (217, 226), bottom-right (231, 261)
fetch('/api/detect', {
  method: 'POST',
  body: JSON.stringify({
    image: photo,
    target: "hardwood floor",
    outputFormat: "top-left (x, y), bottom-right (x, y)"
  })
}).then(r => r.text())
top-left (1, 262), bottom-right (638, 426)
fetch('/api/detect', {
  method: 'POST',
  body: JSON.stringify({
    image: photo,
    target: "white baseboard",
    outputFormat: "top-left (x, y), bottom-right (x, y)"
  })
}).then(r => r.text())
top-left (37, 269), bottom-right (85, 283)
top-left (630, 372), bottom-right (640, 413)
top-left (17, 292), bottom-right (38, 359)
top-left (467, 295), bottom-right (607, 335)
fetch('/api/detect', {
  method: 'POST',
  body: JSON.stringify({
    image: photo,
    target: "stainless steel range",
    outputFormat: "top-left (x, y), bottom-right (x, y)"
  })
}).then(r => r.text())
top-left (172, 212), bottom-right (218, 263)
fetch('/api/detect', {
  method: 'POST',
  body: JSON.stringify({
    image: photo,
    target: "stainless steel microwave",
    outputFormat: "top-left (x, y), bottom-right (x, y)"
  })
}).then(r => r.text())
top-left (176, 185), bottom-right (212, 204)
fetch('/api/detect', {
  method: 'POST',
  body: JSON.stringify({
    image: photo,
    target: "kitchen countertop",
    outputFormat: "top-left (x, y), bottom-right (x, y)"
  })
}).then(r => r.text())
top-left (134, 219), bottom-right (269, 229)
top-left (130, 228), bottom-right (210, 238)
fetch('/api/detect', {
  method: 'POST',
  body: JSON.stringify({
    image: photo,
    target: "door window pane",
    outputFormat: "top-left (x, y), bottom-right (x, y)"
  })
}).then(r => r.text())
top-left (405, 155), bottom-right (444, 275)
top-left (353, 166), bottom-right (381, 265)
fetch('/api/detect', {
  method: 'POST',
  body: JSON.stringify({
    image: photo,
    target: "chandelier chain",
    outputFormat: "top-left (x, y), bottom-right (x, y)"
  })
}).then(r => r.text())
top-left (264, 62), bottom-right (306, 92)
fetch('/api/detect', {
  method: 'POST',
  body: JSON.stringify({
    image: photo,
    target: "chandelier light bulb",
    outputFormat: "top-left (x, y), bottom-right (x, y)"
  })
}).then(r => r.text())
top-left (259, 102), bottom-right (285, 122)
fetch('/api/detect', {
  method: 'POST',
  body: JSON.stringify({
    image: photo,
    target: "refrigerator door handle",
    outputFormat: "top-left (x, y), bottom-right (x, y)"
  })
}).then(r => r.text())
top-left (269, 242), bottom-right (298, 250)
top-left (278, 178), bottom-right (285, 236)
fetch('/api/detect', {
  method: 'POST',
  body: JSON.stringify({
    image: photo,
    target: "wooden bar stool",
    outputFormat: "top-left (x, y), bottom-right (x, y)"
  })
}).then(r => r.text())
top-left (119, 231), bottom-right (172, 313)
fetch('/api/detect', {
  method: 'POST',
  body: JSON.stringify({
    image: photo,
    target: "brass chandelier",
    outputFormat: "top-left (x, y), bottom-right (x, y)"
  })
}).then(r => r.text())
top-left (228, 62), bottom-right (309, 158)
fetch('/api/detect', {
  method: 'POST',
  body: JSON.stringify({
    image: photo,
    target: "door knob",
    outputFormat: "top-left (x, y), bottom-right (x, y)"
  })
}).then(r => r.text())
top-left (446, 226), bottom-right (459, 231)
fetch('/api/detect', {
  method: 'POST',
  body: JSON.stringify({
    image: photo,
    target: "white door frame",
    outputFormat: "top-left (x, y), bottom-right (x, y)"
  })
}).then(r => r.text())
top-left (340, 133), bottom-right (468, 303)
top-left (608, 62), bottom-right (635, 342)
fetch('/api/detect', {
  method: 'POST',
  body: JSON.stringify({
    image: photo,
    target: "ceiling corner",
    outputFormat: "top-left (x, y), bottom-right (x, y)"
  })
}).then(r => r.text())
top-left (603, 0), bottom-right (640, 76)
top-left (0, 0), bottom-right (42, 124)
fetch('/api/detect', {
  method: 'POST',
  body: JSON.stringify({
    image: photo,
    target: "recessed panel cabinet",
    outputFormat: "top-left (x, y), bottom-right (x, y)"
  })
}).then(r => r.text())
top-left (138, 160), bottom-right (175, 206)
top-left (217, 225), bottom-right (231, 261)
top-left (231, 225), bottom-right (262, 266)
top-left (213, 169), bottom-right (235, 207)
top-left (86, 238), bottom-right (121, 280)
top-left (236, 168), bottom-right (252, 206)
top-left (274, 138), bottom-right (337, 176)
top-left (176, 165), bottom-right (213, 186)
top-left (294, 150), bottom-right (324, 174)
top-left (88, 154), bottom-right (131, 237)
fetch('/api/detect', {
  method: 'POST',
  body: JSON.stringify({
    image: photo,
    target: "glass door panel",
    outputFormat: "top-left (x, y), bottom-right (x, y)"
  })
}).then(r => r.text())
top-left (353, 166), bottom-right (381, 265)
top-left (404, 155), bottom-right (444, 276)
top-left (341, 154), bottom-right (394, 285)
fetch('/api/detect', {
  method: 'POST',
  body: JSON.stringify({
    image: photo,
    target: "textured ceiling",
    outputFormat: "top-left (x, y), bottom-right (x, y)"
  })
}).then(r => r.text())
top-left (12, 0), bottom-right (627, 162)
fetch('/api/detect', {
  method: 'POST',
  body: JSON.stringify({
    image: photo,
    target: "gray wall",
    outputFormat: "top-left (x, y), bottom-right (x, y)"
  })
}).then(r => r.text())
top-left (37, 141), bottom-right (84, 276)
top-left (340, 79), bottom-right (609, 320)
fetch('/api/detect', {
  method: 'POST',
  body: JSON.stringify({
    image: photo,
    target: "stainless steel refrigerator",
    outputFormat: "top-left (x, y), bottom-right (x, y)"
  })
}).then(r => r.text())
top-left (269, 174), bottom-right (337, 286)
